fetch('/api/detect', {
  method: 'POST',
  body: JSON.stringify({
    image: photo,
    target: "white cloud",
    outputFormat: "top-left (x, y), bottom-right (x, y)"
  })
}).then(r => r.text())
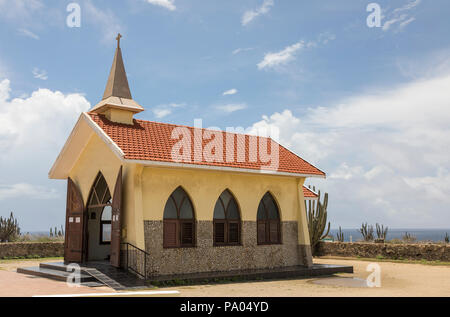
top-left (216, 103), bottom-right (247, 113)
top-left (83, 0), bottom-right (124, 44)
top-left (146, 0), bottom-right (176, 11)
top-left (0, 78), bottom-right (91, 229)
top-left (250, 72), bottom-right (450, 227)
top-left (222, 89), bottom-right (238, 96)
top-left (258, 41), bottom-right (304, 70)
top-left (257, 33), bottom-right (335, 71)
top-left (242, 0), bottom-right (274, 26)
top-left (383, 0), bottom-right (420, 32)
top-left (152, 102), bottom-right (185, 118)
top-left (232, 47), bottom-right (254, 55)
top-left (18, 28), bottom-right (39, 40)
top-left (32, 68), bottom-right (48, 80)
top-left (0, 0), bottom-right (43, 22)
top-left (0, 183), bottom-right (58, 200)
top-left (0, 79), bottom-right (91, 157)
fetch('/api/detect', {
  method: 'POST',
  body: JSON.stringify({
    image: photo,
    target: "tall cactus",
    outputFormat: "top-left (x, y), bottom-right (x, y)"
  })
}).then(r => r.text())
top-left (0, 212), bottom-right (21, 242)
top-left (376, 223), bottom-right (388, 241)
top-left (336, 226), bottom-right (345, 242)
top-left (306, 186), bottom-right (330, 254)
top-left (359, 223), bottom-right (374, 241)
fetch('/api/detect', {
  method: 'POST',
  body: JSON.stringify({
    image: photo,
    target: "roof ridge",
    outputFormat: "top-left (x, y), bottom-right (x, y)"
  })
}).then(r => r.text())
top-left (93, 112), bottom-right (276, 141)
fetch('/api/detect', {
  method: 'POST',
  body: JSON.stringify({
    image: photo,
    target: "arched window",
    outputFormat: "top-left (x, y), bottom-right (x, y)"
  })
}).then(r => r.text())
top-left (213, 190), bottom-right (241, 246)
top-left (87, 173), bottom-right (112, 244)
top-left (163, 187), bottom-right (195, 248)
top-left (257, 192), bottom-right (281, 245)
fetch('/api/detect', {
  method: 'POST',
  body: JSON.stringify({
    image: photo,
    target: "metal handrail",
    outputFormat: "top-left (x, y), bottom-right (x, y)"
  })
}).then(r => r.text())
top-left (121, 242), bottom-right (150, 280)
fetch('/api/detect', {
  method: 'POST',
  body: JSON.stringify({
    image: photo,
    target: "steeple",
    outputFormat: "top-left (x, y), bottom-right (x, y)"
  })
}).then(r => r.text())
top-left (91, 34), bottom-right (144, 125)
top-left (102, 34), bottom-right (132, 100)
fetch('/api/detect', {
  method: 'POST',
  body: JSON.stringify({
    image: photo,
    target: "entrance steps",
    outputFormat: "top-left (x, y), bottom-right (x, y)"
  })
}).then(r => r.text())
top-left (17, 262), bottom-right (149, 290)
top-left (17, 264), bottom-right (103, 287)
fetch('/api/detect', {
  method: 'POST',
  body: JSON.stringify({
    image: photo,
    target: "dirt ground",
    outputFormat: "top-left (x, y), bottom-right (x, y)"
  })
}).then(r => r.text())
top-left (162, 257), bottom-right (450, 297)
top-left (0, 257), bottom-right (449, 297)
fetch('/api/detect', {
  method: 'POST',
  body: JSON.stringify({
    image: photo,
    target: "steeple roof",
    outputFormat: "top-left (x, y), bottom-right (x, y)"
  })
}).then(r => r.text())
top-left (102, 34), bottom-right (132, 100)
top-left (90, 34), bottom-right (144, 115)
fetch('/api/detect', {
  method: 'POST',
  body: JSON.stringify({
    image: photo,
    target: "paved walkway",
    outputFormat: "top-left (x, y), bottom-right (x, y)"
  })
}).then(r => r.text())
top-left (0, 259), bottom-right (112, 297)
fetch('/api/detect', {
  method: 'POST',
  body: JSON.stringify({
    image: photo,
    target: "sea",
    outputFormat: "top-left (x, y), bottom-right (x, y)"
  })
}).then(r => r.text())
top-left (27, 229), bottom-right (450, 243)
top-left (328, 228), bottom-right (450, 242)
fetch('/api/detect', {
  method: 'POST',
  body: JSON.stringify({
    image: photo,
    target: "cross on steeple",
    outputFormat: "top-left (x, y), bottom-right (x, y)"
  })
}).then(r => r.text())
top-left (116, 33), bottom-right (122, 48)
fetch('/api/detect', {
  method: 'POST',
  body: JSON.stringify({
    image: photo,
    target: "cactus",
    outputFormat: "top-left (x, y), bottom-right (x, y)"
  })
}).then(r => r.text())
top-left (306, 186), bottom-right (330, 254)
top-left (402, 232), bottom-right (416, 243)
top-left (376, 223), bottom-right (388, 241)
top-left (336, 226), bottom-right (344, 242)
top-left (0, 212), bottom-right (21, 242)
top-left (445, 233), bottom-right (449, 244)
top-left (359, 223), bottom-right (374, 242)
top-left (49, 227), bottom-right (53, 237)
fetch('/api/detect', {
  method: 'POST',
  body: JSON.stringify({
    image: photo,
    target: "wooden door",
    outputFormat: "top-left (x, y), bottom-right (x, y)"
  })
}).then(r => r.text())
top-left (110, 167), bottom-right (123, 267)
top-left (65, 178), bottom-right (85, 263)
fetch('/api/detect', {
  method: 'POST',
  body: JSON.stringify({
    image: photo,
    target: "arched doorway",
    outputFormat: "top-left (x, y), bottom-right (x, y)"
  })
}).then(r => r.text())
top-left (86, 172), bottom-right (112, 261)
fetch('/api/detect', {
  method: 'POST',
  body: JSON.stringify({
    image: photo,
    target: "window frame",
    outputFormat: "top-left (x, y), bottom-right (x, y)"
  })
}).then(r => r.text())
top-left (163, 188), bottom-right (196, 249)
top-left (257, 193), bottom-right (282, 245)
top-left (213, 190), bottom-right (242, 247)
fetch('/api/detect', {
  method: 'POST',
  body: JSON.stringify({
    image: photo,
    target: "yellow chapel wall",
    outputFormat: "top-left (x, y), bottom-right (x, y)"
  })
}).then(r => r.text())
top-left (140, 166), bottom-right (311, 246)
top-left (68, 132), bottom-right (142, 247)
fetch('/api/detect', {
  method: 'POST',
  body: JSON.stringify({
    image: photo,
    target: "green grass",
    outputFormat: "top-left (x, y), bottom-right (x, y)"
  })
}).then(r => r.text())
top-left (0, 256), bottom-right (63, 263)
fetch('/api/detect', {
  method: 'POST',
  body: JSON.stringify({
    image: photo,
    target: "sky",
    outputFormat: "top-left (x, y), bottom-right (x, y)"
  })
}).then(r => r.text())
top-left (0, 0), bottom-right (449, 231)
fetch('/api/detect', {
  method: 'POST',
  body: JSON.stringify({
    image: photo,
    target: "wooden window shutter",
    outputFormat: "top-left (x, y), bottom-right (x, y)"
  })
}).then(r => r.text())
top-left (269, 220), bottom-right (280, 244)
top-left (257, 221), bottom-right (266, 245)
top-left (214, 221), bottom-right (225, 244)
top-left (181, 221), bottom-right (194, 246)
top-left (163, 220), bottom-right (178, 248)
top-left (228, 222), bottom-right (239, 244)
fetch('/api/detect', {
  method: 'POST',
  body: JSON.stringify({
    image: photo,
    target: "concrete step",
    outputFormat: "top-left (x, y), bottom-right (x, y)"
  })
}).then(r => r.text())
top-left (40, 262), bottom-right (73, 272)
top-left (17, 266), bottom-right (97, 283)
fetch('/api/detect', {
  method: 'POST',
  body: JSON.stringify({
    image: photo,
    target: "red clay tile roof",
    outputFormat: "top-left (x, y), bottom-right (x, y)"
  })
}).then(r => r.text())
top-left (303, 186), bottom-right (319, 199)
top-left (88, 113), bottom-right (326, 177)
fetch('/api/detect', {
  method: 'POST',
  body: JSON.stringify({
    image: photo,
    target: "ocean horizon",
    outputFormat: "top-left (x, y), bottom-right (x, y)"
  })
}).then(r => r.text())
top-left (24, 228), bottom-right (450, 243)
top-left (328, 228), bottom-right (450, 242)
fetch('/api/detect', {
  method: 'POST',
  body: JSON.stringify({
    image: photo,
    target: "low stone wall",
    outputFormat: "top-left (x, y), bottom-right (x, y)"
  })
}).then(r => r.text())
top-left (0, 242), bottom-right (64, 259)
top-left (316, 242), bottom-right (450, 261)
